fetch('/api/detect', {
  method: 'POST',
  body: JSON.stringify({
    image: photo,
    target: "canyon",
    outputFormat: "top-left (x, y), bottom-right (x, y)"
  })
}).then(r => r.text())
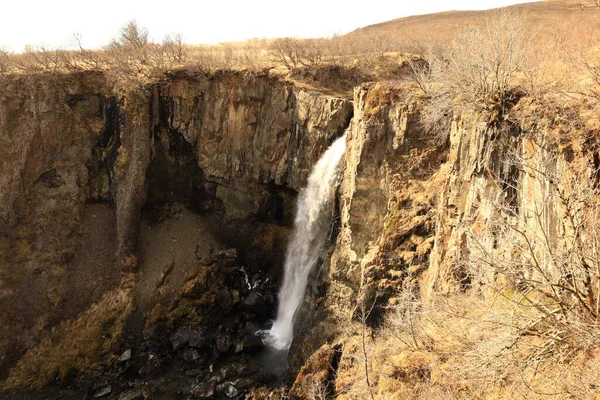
top-left (1, 60), bottom-right (599, 399)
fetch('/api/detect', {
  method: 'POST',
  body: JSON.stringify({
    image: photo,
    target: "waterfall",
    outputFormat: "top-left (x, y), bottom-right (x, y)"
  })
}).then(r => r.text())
top-left (263, 133), bottom-right (347, 351)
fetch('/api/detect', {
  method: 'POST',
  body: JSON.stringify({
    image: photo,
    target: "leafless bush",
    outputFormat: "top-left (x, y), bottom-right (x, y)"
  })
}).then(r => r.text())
top-left (16, 44), bottom-right (69, 73)
top-left (108, 20), bottom-right (149, 51)
top-left (100, 20), bottom-right (188, 84)
top-left (268, 38), bottom-right (328, 70)
top-left (306, 380), bottom-right (330, 400)
top-left (190, 44), bottom-right (240, 70)
top-left (103, 20), bottom-right (152, 76)
top-left (443, 142), bottom-right (600, 397)
top-left (417, 8), bottom-right (535, 138)
top-left (468, 146), bottom-right (600, 325)
top-left (445, 8), bottom-right (532, 112)
top-left (405, 44), bottom-right (455, 137)
top-left (322, 34), bottom-right (352, 66)
top-left (148, 33), bottom-right (187, 71)
top-left (386, 290), bottom-right (433, 352)
top-left (239, 39), bottom-right (270, 70)
top-left (0, 47), bottom-right (12, 76)
top-left (560, 29), bottom-right (600, 101)
top-left (579, 52), bottom-right (600, 101)
top-left (67, 33), bottom-right (103, 70)
top-left (268, 38), bottom-right (302, 69)
top-left (299, 38), bottom-right (326, 67)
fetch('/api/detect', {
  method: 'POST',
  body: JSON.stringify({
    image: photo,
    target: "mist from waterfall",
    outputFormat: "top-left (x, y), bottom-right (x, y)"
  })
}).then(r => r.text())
top-left (263, 133), bottom-right (347, 351)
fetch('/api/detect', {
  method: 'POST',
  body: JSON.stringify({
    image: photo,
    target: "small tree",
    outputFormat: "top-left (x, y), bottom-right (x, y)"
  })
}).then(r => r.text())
top-left (0, 47), bottom-right (12, 76)
top-left (162, 33), bottom-right (186, 64)
top-left (104, 20), bottom-right (151, 73)
top-left (68, 33), bottom-right (102, 70)
top-left (269, 37), bottom-right (302, 69)
top-left (112, 20), bottom-right (149, 50)
top-left (444, 8), bottom-right (532, 113)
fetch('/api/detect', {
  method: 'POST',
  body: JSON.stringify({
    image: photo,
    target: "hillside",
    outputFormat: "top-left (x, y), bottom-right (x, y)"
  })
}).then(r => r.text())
top-left (347, 0), bottom-right (599, 48)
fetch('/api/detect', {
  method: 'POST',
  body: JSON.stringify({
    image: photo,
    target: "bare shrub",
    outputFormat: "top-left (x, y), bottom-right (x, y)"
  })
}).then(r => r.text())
top-left (239, 39), bottom-right (270, 70)
top-left (268, 38), bottom-right (328, 70)
top-left (444, 8), bottom-right (532, 112)
top-left (67, 33), bottom-right (103, 70)
top-left (471, 147), bottom-right (600, 326)
top-left (100, 20), bottom-right (188, 84)
top-left (417, 8), bottom-right (535, 138)
top-left (0, 47), bottom-right (12, 76)
top-left (386, 290), bottom-right (433, 352)
top-left (148, 33), bottom-right (187, 71)
top-left (559, 26), bottom-right (600, 102)
top-left (16, 44), bottom-right (68, 73)
top-left (299, 38), bottom-right (326, 67)
top-left (109, 20), bottom-right (149, 51)
top-left (160, 33), bottom-right (186, 65)
top-left (433, 140), bottom-right (600, 396)
top-left (269, 38), bottom-right (301, 70)
top-left (406, 44), bottom-right (454, 137)
top-left (103, 20), bottom-right (151, 76)
top-left (323, 34), bottom-right (352, 66)
top-left (365, 286), bottom-right (600, 399)
top-left (306, 380), bottom-right (330, 400)
top-left (190, 43), bottom-right (239, 70)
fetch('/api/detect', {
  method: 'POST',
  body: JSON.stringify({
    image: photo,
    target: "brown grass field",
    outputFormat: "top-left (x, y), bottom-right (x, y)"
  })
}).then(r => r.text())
top-left (347, 0), bottom-right (599, 48)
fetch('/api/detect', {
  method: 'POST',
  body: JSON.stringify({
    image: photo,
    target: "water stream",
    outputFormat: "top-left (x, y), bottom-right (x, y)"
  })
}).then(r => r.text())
top-left (263, 133), bottom-right (347, 350)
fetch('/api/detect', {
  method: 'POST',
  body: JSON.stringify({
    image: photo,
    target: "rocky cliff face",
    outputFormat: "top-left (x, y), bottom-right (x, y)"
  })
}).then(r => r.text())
top-left (287, 82), bottom-right (600, 398)
top-left (423, 105), bottom-right (600, 299)
top-left (2, 68), bottom-right (597, 399)
top-left (289, 82), bottom-right (446, 375)
top-left (0, 70), bottom-right (352, 396)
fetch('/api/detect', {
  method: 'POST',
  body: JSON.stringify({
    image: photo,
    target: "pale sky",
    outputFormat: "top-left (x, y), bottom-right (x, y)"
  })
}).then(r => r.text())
top-left (0, 0), bottom-right (538, 52)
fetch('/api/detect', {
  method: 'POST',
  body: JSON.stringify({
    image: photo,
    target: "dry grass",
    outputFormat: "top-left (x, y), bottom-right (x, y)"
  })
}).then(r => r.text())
top-left (2, 276), bottom-right (133, 390)
top-left (347, 0), bottom-right (599, 55)
top-left (334, 290), bottom-right (600, 399)
top-left (1, 3), bottom-right (598, 100)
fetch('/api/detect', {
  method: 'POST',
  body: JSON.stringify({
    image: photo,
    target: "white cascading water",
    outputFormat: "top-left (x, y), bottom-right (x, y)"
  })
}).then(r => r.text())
top-left (263, 133), bottom-right (347, 351)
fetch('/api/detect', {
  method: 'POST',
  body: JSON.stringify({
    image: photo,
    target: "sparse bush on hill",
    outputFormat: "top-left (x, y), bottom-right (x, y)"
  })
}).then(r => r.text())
top-left (109, 20), bottom-right (149, 50)
top-left (446, 9), bottom-right (531, 112)
top-left (412, 8), bottom-right (535, 138)
top-left (268, 37), bottom-right (328, 69)
top-left (0, 20), bottom-right (189, 84)
top-left (68, 32), bottom-right (103, 70)
top-left (103, 20), bottom-right (179, 81)
top-left (0, 47), bottom-right (11, 76)
top-left (568, 39), bottom-right (600, 101)
top-left (161, 33), bottom-right (186, 65)
top-left (18, 44), bottom-right (66, 73)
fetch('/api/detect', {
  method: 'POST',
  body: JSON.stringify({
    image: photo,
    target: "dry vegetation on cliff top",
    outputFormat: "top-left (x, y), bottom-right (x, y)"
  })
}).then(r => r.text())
top-left (0, 0), bottom-right (598, 99)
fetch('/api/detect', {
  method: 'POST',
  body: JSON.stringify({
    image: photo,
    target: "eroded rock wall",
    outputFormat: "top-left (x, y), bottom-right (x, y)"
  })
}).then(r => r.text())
top-left (0, 70), bottom-right (353, 389)
top-left (290, 83), bottom-right (446, 373)
top-left (423, 110), bottom-right (600, 300)
top-left (0, 72), bottom-right (113, 380)
top-left (289, 81), bottom-right (600, 397)
top-left (156, 71), bottom-right (352, 218)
